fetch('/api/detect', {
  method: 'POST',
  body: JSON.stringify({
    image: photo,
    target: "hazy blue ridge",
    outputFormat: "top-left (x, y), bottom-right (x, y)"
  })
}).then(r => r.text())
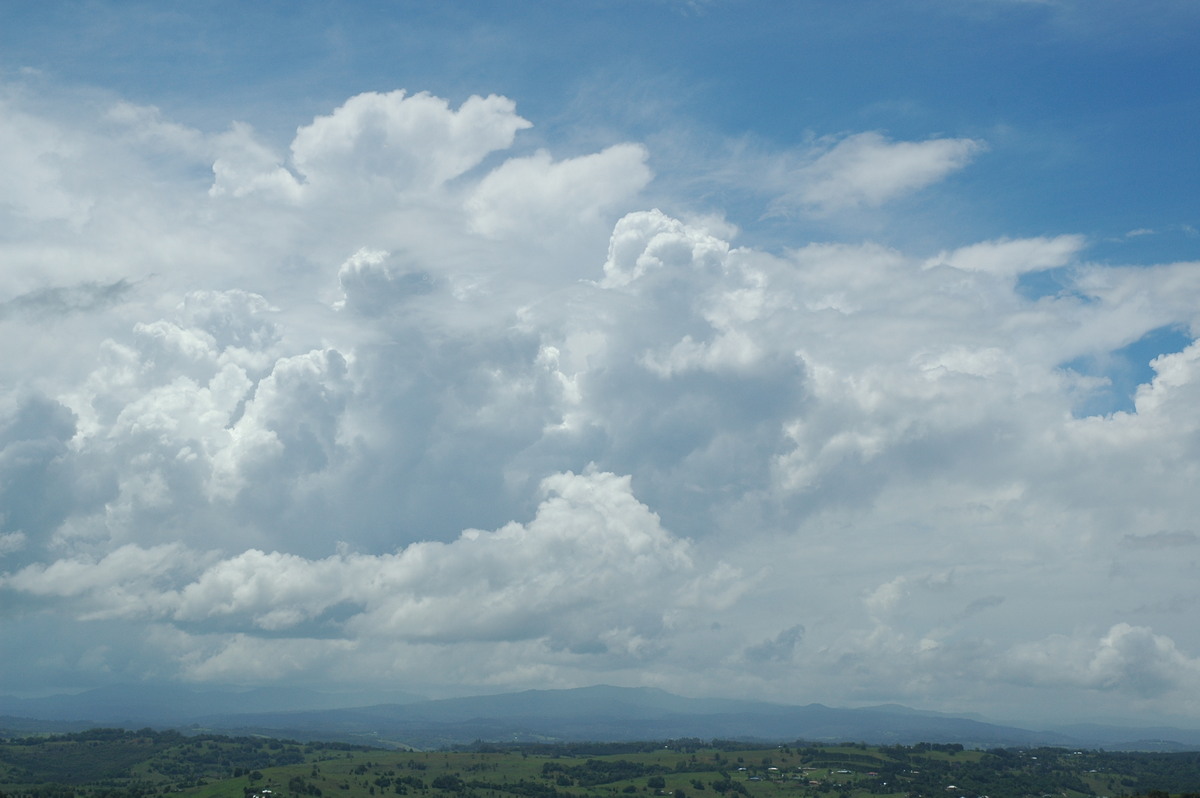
top-left (0, 684), bottom-right (422, 725)
top-left (6, 684), bottom-right (1200, 751)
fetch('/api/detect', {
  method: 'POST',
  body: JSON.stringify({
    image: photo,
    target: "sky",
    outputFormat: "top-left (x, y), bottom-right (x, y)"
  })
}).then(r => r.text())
top-left (1, 0), bottom-right (1200, 729)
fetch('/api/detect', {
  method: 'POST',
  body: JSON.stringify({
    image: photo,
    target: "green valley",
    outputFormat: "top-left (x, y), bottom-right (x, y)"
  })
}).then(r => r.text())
top-left (2, 731), bottom-right (1200, 798)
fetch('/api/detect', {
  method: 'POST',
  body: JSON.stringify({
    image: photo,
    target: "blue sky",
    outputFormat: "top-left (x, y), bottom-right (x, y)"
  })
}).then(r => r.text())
top-left (9, 1), bottom-right (1198, 251)
top-left (2, 0), bottom-right (1200, 727)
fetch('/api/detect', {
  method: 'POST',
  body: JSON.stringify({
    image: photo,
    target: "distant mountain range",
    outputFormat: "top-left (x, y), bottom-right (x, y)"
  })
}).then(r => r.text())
top-left (0, 684), bottom-right (421, 727)
top-left (3, 684), bottom-right (1200, 752)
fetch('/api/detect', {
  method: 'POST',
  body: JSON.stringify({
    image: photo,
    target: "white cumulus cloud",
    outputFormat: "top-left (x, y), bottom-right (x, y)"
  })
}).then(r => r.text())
top-left (3, 77), bottom-right (1200, 722)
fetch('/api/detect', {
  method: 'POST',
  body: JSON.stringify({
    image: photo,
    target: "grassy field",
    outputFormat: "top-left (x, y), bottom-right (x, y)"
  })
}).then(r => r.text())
top-left (2, 731), bottom-right (1198, 798)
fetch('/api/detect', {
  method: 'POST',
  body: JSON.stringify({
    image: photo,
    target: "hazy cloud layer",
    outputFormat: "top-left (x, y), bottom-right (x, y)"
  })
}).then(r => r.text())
top-left (1, 73), bottom-right (1199, 726)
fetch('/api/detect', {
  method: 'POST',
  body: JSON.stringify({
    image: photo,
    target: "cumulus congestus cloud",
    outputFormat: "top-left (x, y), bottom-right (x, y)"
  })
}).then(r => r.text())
top-left (1, 76), bottom-right (1200, 722)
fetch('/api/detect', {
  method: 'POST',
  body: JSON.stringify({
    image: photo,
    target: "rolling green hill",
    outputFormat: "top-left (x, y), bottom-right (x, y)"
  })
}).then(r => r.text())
top-left (3, 730), bottom-right (1200, 798)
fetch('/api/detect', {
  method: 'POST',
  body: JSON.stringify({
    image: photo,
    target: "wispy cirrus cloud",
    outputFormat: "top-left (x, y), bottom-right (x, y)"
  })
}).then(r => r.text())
top-left (777, 132), bottom-right (985, 214)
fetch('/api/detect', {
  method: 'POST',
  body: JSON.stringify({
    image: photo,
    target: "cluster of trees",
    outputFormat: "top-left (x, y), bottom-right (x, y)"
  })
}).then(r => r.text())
top-left (0, 728), bottom-right (367, 795)
top-left (541, 759), bottom-right (671, 786)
